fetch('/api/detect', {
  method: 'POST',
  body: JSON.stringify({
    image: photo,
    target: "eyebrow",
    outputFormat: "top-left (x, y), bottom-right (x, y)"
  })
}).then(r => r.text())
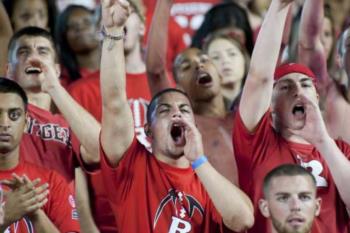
top-left (179, 103), bottom-right (190, 108)
top-left (156, 103), bottom-right (171, 109)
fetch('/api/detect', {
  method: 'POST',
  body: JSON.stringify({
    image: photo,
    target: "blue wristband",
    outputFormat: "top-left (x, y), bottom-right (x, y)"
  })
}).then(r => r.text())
top-left (191, 155), bottom-right (208, 170)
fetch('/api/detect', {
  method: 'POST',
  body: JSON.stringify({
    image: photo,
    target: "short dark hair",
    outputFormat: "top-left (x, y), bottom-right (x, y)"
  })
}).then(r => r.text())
top-left (0, 77), bottom-right (28, 111)
top-left (263, 164), bottom-right (316, 197)
top-left (146, 88), bottom-right (192, 124)
top-left (8, 26), bottom-right (58, 63)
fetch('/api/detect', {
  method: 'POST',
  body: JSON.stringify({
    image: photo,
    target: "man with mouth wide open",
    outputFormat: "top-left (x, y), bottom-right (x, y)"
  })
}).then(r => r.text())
top-left (232, 0), bottom-right (350, 232)
top-left (93, 0), bottom-right (254, 232)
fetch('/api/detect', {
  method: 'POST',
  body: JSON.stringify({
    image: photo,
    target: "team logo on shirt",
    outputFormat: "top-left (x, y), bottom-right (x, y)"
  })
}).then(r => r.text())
top-left (25, 117), bottom-right (71, 146)
top-left (153, 189), bottom-right (204, 232)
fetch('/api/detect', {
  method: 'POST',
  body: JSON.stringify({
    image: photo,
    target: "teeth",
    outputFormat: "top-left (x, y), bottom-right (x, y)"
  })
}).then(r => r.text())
top-left (25, 67), bottom-right (42, 73)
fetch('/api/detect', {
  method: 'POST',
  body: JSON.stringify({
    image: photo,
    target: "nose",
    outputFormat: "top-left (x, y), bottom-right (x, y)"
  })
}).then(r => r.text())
top-left (0, 114), bottom-right (10, 130)
top-left (172, 107), bottom-right (182, 119)
top-left (289, 197), bottom-right (301, 212)
top-left (291, 83), bottom-right (303, 97)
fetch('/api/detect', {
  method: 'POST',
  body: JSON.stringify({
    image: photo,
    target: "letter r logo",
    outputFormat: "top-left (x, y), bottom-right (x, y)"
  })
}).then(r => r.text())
top-left (168, 216), bottom-right (191, 233)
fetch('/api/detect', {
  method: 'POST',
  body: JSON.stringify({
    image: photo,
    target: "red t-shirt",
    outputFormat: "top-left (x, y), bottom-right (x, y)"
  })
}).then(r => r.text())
top-left (0, 159), bottom-right (80, 233)
top-left (143, 0), bottom-right (220, 46)
top-left (232, 111), bottom-right (350, 233)
top-left (60, 67), bottom-right (99, 89)
top-left (69, 71), bottom-right (152, 232)
top-left (20, 104), bottom-right (80, 182)
top-left (69, 71), bottom-right (152, 148)
top-left (99, 137), bottom-right (230, 233)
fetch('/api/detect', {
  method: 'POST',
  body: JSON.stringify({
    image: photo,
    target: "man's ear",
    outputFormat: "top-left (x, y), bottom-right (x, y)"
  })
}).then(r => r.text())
top-left (6, 63), bottom-right (14, 80)
top-left (24, 112), bottom-right (29, 133)
top-left (315, 197), bottom-right (322, 216)
top-left (139, 22), bottom-right (145, 37)
top-left (144, 123), bottom-right (152, 138)
top-left (55, 63), bottom-right (61, 77)
top-left (258, 199), bottom-right (270, 218)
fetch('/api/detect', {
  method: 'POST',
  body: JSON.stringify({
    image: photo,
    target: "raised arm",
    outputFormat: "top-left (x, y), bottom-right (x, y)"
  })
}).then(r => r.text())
top-left (298, 0), bottom-right (328, 93)
top-left (100, 0), bottom-right (134, 166)
top-left (145, 0), bottom-right (172, 96)
top-left (38, 60), bottom-right (101, 164)
top-left (0, 2), bottom-right (13, 76)
top-left (239, 0), bottom-right (292, 132)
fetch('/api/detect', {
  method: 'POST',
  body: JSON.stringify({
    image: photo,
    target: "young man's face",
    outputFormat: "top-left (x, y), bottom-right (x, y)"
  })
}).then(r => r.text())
top-left (271, 73), bottom-right (318, 131)
top-left (0, 93), bottom-right (26, 154)
top-left (147, 92), bottom-right (195, 159)
top-left (174, 48), bottom-right (222, 103)
top-left (7, 35), bottom-right (59, 92)
top-left (259, 175), bottom-right (321, 233)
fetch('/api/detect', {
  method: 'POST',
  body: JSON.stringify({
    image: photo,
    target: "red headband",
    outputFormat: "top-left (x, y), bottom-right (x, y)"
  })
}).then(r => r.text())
top-left (274, 63), bottom-right (317, 83)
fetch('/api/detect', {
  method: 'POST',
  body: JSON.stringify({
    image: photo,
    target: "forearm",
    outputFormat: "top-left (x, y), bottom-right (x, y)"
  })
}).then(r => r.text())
top-left (29, 210), bottom-right (60, 233)
top-left (298, 0), bottom-right (328, 90)
top-left (0, 2), bottom-right (13, 76)
top-left (316, 137), bottom-right (350, 209)
top-left (248, 0), bottom-right (290, 79)
top-left (100, 27), bottom-right (134, 165)
top-left (48, 85), bottom-right (100, 163)
top-left (195, 162), bottom-right (254, 232)
top-left (299, 0), bottom-right (323, 47)
top-left (145, 0), bottom-right (172, 96)
top-left (75, 168), bottom-right (100, 233)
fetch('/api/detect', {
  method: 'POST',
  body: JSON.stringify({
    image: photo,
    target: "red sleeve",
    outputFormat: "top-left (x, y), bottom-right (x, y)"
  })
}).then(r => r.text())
top-left (100, 135), bottom-right (145, 204)
top-left (45, 171), bottom-right (80, 233)
top-left (232, 109), bottom-right (276, 186)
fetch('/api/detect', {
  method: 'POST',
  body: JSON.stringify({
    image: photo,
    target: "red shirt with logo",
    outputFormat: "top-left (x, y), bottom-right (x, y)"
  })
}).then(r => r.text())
top-left (0, 159), bottom-right (80, 233)
top-left (143, 0), bottom-right (220, 46)
top-left (69, 71), bottom-right (152, 232)
top-left (20, 104), bottom-right (80, 183)
top-left (98, 137), bottom-right (231, 233)
top-left (232, 111), bottom-right (350, 233)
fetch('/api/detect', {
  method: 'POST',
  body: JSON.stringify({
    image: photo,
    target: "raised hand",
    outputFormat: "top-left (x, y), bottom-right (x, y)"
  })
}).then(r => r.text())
top-left (1, 174), bottom-right (49, 226)
top-left (101, 0), bottom-right (131, 31)
top-left (182, 119), bottom-right (204, 162)
top-left (286, 94), bottom-right (330, 145)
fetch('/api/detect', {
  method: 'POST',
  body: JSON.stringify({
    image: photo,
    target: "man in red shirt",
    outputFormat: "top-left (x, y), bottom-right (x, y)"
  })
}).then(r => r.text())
top-left (68, 1), bottom-right (152, 231)
top-left (5, 26), bottom-right (100, 232)
top-left (6, 26), bottom-right (100, 181)
top-left (259, 164), bottom-right (321, 233)
top-left (93, 0), bottom-right (254, 232)
top-left (146, 0), bottom-right (238, 186)
top-left (233, 0), bottom-right (350, 232)
top-left (0, 77), bottom-right (80, 232)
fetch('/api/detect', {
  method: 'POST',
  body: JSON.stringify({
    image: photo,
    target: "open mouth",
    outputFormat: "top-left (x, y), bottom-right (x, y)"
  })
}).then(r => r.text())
top-left (196, 72), bottom-right (213, 86)
top-left (292, 104), bottom-right (305, 118)
top-left (170, 123), bottom-right (185, 146)
top-left (25, 66), bottom-right (42, 75)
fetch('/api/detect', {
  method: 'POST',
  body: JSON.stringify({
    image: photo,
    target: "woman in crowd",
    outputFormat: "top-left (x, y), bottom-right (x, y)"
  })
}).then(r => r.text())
top-left (55, 4), bottom-right (101, 86)
top-left (203, 31), bottom-right (250, 110)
